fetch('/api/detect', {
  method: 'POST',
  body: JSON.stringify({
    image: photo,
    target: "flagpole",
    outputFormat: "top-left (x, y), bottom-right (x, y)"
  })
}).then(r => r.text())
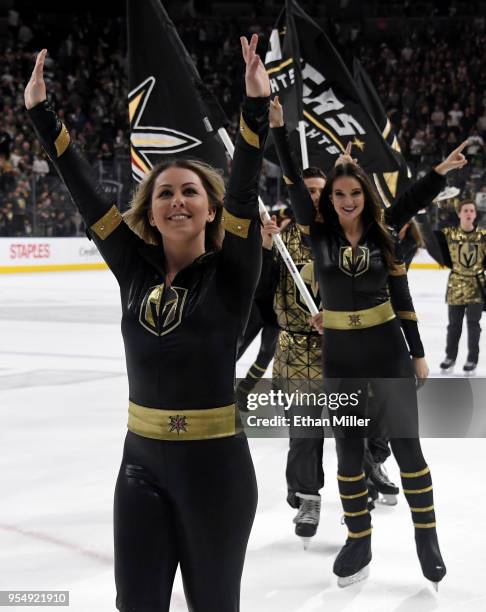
top-left (298, 120), bottom-right (309, 169)
top-left (217, 127), bottom-right (319, 316)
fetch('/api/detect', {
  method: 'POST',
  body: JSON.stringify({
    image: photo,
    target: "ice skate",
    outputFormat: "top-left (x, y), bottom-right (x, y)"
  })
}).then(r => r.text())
top-left (333, 536), bottom-right (372, 588)
top-left (415, 528), bottom-right (446, 589)
top-left (293, 492), bottom-right (321, 549)
top-left (439, 357), bottom-right (455, 373)
top-left (463, 361), bottom-right (477, 376)
top-left (368, 462), bottom-right (399, 506)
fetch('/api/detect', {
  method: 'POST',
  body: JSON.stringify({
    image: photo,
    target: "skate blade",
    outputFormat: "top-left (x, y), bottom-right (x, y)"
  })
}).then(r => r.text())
top-left (300, 537), bottom-right (311, 550)
top-left (431, 581), bottom-right (439, 592)
top-left (337, 564), bottom-right (369, 588)
top-left (463, 370), bottom-right (476, 377)
top-left (440, 366), bottom-right (454, 374)
top-left (379, 493), bottom-right (398, 506)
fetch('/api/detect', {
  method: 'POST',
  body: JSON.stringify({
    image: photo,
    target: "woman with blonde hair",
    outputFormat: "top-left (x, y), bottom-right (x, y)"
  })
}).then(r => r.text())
top-left (25, 34), bottom-right (270, 612)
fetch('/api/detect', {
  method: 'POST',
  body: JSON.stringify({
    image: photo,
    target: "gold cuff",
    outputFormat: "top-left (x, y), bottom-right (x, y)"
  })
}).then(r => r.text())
top-left (222, 208), bottom-right (251, 238)
top-left (90, 205), bottom-right (123, 240)
top-left (389, 263), bottom-right (407, 276)
top-left (239, 114), bottom-right (259, 148)
top-left (297, 224), bottom-right (310, 235)
top-left (397, 311), bottom-right (418, 321)
top-left (54, 123), bottom-right (71, 157)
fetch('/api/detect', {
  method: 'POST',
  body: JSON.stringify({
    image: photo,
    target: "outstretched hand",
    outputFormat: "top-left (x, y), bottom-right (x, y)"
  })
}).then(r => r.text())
top-left (25, 49), bottom-right (48, 110)
top-left (240, 34), bottom-right (270, 98)
top-left (434, 140), bottom-right (469, 176)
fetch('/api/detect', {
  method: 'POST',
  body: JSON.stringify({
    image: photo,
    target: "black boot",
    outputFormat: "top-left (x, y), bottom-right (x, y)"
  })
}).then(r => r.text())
top-left (415, 528), bottom-right (447, 588)
top-left (333, 536), bottom-right (372, 587)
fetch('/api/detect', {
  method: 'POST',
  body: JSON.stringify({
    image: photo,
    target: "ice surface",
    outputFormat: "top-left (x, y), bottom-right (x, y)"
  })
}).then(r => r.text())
top-left (1, 269), bottom-right (485, 611)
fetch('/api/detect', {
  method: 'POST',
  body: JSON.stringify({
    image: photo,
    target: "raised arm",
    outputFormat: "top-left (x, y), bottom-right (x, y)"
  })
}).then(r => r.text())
top-left (385, 140), bottom-right (468, 230)
top-left (269, 97), bottom-right (315, 229)
top-left (25, 50), bottom-right (140, 283)
top-left (219, 35), bottom-right (270, 309)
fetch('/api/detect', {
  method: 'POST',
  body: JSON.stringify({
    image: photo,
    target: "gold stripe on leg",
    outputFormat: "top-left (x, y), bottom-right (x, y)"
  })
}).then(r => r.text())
top-left (401, 466), bottom-right (430, 478)
top-left (348, 528), bottom-right (373, 538)
top-left (340, 490), bottom-right (368, 500)
top-left (414, 522), bottom-right (437, 528)
top-left (337, 472), bottom-right (365, 482)
top-left (403, 485), bottom-right (433, 494)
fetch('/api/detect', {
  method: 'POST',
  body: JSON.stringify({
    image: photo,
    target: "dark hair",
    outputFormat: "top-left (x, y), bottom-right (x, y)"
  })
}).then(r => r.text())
top-left (319, 163), bottom-right (396, 268)
top-left (303, 166), bottom-right (326, 180)
top-left (123, 158), bottom-right (225, 250)
top-left (456, 199), bottom-right (477, 214)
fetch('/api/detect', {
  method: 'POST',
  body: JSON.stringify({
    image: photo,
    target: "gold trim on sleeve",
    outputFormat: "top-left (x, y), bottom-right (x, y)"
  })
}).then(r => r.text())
top-left (297, 224), bottom-right (310, 235)
top-left (90, 205), bottom-right (123, 240)
top-left (397, 311), bottom-right (418, 321)
top-left (221, 208), bottom-right (251, 238)
top-left (54, 123), bottom-right (71, 157)
top-left (337, 472), bottom-right (365, 482)
top-left (401, 466), bottom-right (430, 478)
top-left (283, 175), bottom-right (294, 185)
top-left (239, 114), bottom-right (260, 148)
top-left (389, 263), bottom-right (407, 276)
top-left (414, 522), bottom-right (437, 528)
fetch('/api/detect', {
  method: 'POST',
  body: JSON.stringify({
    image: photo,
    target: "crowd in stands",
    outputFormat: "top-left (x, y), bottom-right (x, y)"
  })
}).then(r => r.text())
top-left (0, 3), bottom-right (485, 237)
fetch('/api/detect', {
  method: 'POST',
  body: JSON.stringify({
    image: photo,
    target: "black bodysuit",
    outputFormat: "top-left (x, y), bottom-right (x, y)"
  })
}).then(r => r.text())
top-left (29, 96), bottom-right (269, 612)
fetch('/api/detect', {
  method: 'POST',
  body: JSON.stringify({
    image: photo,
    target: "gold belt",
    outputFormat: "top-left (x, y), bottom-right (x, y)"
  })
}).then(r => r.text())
top-left (279, 330), bottom-right (322, 350)
top-left (321, 300), bottom-right (395, 330)
top-left (128, 401), bottom-right (241, 441)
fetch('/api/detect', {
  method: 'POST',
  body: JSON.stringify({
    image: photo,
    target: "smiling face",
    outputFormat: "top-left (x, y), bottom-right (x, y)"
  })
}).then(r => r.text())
top-left (148, 167), bottom-right (215, 242)
top-left (304, 176), bottom-right (326, 209)
top-left (329, 176), bottom-right (365, 222)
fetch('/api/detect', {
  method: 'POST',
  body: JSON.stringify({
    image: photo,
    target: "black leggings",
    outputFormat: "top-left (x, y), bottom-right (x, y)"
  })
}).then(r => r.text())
top-left (335, 437), bottom-right (426, 475)
top-left (114, 431), bottom-right (257, 612)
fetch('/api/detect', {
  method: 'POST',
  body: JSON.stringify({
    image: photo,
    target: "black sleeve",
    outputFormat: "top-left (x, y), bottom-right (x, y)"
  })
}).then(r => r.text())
top-left (27, 101), bottom-right (141, 284)
top-left (416, 217), bottom-right (452, 268)
top-left (271, 126), bottom-right (315, 230)
top-left (388, 236), bottom-right (425, 358)
top-left (254, 247), bottom-right (279, 322)
top-left (219, 96), bottom-right (269, 310)
top-left (385, 170), bottom-right (445, 230)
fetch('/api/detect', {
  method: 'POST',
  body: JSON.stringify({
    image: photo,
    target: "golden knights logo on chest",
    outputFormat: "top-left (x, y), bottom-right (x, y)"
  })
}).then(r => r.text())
top-left (139, 283), bottom-right (188, 336)
top-left (339, 246), bottom-right (370, 276)
top-left (458, 242), bottom-right (479, 269)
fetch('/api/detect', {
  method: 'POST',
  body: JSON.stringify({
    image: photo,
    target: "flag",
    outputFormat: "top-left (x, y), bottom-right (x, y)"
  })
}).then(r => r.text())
top-left (127, 0), bottom-right (228, 182)
top-left (264, 0), bottom-right (401, 181)
top-left (353, 57), bottom-right (412, 204)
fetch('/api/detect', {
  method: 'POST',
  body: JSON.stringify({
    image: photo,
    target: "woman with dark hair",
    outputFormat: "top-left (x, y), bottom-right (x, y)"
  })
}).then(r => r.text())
top-left (270, 116), bottom-right (447, 587)
top-left (25, 36), bottom-right (270, 612)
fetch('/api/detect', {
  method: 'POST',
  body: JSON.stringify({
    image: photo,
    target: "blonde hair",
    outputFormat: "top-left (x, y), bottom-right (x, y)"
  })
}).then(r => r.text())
top-left (123, 159), bottom-right (225, 249)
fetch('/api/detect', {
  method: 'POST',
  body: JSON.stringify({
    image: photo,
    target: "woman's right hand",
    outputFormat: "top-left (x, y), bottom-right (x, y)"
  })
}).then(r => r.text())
top-left (269, 96), bottom-right (284, 128)
top-left (25, 49), bottom-right (48, 109)
top-left (335, 141), bottom-right (357, 166)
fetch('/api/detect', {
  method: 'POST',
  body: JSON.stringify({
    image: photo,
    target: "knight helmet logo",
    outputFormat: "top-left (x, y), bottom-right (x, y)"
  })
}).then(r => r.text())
top-left (339, 246), bottom-right (370, 276)
top-left (458, 242), bottom-right (479, 268)
top-left (129, 77), bottom-right (202, 182)
top-left (139, 283), bottom-right (188, 336)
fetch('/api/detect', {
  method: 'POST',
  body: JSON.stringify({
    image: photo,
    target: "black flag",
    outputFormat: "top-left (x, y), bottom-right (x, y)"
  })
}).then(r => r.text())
top-left (127, 0), bottom-right (228, 182)
top-left (353, 57), bottom-right (412, 204)
top-left (265, 0), bottom-right (400, 177)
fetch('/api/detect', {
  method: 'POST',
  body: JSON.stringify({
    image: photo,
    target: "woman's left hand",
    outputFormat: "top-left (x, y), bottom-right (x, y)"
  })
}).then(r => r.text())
top-left (413, 356), bottom-right (429, 387)
top-left (335, 141), bottom-right (358, 167)
top-left (434, 140), bottom-right (469, 175)
top-left (240, 34), bottom-right (271, 98)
